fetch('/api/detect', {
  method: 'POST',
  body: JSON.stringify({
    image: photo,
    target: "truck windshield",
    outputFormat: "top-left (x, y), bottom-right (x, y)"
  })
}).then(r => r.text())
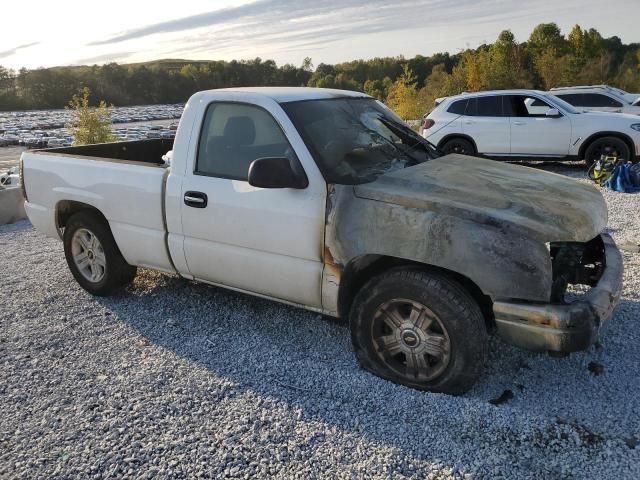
top-left (281, 98), bottom-right (439, 184)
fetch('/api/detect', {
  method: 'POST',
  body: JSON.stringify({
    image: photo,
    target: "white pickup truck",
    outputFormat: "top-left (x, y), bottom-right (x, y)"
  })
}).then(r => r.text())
top-left (21, 87), bottom-right (623, 394)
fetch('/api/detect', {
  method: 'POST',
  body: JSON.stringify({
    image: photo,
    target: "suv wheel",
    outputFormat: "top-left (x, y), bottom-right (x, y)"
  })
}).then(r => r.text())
top-left (350, 268), bottom-right (488, 395)
top-left (440, 137), bottom-right (475, 156)
top-left (584, 136), bottom-right (631, 167)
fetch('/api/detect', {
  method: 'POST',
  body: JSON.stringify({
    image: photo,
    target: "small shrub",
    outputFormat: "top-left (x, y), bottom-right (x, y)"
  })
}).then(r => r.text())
top-left (65, 87), bottom-right (115, 145)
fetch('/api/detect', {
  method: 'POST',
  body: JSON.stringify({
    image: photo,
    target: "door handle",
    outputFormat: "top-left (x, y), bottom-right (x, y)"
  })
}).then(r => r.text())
top-left (513, 121), bottom-right (525, 126)
top-left (184, 191), bottom-right (208, 208)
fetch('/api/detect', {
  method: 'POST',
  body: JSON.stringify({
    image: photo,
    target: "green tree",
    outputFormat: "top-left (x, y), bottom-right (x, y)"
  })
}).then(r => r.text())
top-left (385, 65), bottom-right (423, 119)
top-left (453, 49), bottom-right (491, 91)
top-left (487, 30), bottom-right (531, 88)
top-left (65, 87), bottom-right (115, 145)
top-left (527, 23), bottom-right (567, 85)
top-left (567, 26), bottom-right (610, 84)
top-left (363, 79), bottom-right (386, 99)
top-left (615, 48), bottom-right (640, 91)
top-left (417, 64), bottom-right (452, 111)
top-left (528, 23), bottom-right (566, 57)
top-left (535, 48), bottom-right (570, 88)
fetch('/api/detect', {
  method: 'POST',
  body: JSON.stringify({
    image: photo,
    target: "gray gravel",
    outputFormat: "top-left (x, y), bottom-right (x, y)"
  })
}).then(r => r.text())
top-left (1, 165), bottom-right (639, 479)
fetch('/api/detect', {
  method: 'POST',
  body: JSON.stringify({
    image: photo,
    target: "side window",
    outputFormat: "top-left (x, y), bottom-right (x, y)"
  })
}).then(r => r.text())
top-left (465, 97), bottom-right (478, 116)
top-left (465, 96), bottom-right (503, 117)
top-left (583, 93), bottom-right (623, 108)
top-left (447, 99), bottom-right (468, 115)
top-left (556, 93), bottom-right (584, 106)
top-left (530, 98), bottom-right (549, 107)
top-left (476, 96), bottom-right (503, 116)
top-left (196, 103), bottom-right (295, 180)
top-left (507, 95), bottom-right (554, 117)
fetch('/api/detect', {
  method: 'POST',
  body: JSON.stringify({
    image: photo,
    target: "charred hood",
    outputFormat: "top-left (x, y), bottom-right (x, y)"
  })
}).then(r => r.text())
top-left (353, 155), bottom-right (607, 243)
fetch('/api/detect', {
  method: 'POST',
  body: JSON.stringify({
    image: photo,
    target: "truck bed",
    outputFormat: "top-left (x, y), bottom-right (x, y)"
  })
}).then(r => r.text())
top-left (21, 138), bottom-right (175, 273)
top-left (39, 138), bottom-right (174, 166)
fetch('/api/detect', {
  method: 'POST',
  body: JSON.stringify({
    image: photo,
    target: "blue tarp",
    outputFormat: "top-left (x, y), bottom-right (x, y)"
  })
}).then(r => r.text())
top-left (605, 163), bottom-right (640, 193)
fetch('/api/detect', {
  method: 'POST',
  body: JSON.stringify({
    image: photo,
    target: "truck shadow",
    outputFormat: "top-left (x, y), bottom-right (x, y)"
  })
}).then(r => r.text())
top-left (94, 269), bottom-right (640, 473)
top-left (507, 159), bottom-right (586, 171)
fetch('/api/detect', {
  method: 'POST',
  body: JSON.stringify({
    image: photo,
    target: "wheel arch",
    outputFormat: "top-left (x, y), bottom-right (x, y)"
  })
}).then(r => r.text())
top-left (578, 131), bottom-right (635, 161)
top-left (337, 254), bottom-right (495, 331)
top-left (59, 201), bottom-right (137, 295)
top-left (436, 134), bottom-right (478, 154)
top-left (55, 200), bottom-right (109, 236)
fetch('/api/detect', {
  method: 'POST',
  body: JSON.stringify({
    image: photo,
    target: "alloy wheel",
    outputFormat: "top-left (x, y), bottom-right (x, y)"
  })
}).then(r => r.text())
top-left (71, 228), bottom-right (106, 283)
top-left (371, 298), bottom-right (451, 382)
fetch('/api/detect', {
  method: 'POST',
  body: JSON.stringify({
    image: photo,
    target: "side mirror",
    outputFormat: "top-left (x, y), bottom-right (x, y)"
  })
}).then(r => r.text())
top-left (248, 157), bottom-right (308, 189)
top-left (545, 108), bottom-right (561, 118)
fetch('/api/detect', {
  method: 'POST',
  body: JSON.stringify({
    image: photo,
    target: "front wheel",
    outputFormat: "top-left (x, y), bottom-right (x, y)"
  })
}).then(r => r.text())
top-left (63, 210), bottom-right (137, 296)
top-left (350, 269), bottom-right (488, 395)
top-left (584, 136), bottom-right (631, 167)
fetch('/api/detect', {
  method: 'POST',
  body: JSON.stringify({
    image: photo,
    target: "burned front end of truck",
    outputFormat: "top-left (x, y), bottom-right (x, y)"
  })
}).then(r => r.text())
top-left (323, 155), bottom-right (623, 356)
top-left (494, 233), bottom-right (622, 353)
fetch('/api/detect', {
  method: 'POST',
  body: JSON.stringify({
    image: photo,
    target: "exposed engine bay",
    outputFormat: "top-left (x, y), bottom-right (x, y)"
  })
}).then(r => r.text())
top-left (550, 235), bottom-right (606, 303)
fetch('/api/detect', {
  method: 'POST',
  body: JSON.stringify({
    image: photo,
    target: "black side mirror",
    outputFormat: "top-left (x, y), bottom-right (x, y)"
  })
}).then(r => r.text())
top-left (248, 157), bottom-right (308, 189)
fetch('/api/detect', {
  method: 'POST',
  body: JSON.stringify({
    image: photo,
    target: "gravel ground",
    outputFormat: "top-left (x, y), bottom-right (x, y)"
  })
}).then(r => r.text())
top-left (1, 165), bottom-right (639, 479)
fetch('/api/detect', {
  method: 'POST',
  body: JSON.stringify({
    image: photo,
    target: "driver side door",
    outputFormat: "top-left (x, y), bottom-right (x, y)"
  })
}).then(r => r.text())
top-left (179, 101), bottom-right (326, 307)
top-left (506, 95), bottom-right (572, 156)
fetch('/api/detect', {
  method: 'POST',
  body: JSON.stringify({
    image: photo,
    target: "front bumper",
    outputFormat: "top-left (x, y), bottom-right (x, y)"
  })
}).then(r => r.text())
top-left (493, 233), bottom-right (623, 353)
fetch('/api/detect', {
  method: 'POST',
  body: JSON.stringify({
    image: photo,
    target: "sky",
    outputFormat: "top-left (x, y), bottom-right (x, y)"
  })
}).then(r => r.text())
top-left (1, 0), bottom-right (639, 70)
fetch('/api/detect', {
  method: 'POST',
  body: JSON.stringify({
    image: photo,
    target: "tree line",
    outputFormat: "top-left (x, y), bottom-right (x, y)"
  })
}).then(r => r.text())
top-left (0, 58), bottom-right (313, 111)
top-left (0, 23), bottom-right (639, 117)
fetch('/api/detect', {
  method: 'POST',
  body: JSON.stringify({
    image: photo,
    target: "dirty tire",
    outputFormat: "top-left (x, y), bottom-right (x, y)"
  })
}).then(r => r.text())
top-left (350, 268), bottom-right (487, 395)
top-left (584, 136), bottom-right (630, 167)
top-left (63, 210), bottom-right (137, 296)
top-left (440, 137), bottom-right (475, 156)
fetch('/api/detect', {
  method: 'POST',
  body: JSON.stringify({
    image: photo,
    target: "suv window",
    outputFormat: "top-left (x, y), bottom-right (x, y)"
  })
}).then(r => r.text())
top-left (447, 99), bottom-right (468, 115)
top-left (581, 93), bottom-right (622, 108)
top-left (505, 95), bottom-right (555, 117)
top-left (556, 93), bottom-right (623, 108)
top-left (196, 103), bottom-right (296, 180)
top-left (530, 98), bottom-right (548, 107)
top-left (465, 96), bottom-right (504, 116)
top-left (555, 93), bottom-right (583, 106)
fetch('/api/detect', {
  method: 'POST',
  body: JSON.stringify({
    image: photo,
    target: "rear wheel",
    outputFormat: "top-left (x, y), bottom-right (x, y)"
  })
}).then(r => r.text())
top-left (63, 210), bottom-right (137, 296)
top-left (440, 137), bottom-right (475, 156)
top-left (350, 269), bottom-right (488, 395)
top-left (584, 136), bottom-right (631, 167)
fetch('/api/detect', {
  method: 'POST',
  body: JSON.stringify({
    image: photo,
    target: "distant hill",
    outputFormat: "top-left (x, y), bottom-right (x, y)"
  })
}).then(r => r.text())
top-left (48, 59), bottom-right (212, 72)
top-left (123, 59), bottom-right (214, 72)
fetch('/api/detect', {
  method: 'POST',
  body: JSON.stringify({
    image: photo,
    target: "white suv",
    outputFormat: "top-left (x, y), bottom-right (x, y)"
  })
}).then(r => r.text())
top-left (422, 89), bottom-right (640, 165)
top-left (549, 85), bottom-right (640, 114)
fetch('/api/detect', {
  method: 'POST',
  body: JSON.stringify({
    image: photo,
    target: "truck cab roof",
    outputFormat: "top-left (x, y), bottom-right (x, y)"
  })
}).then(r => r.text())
top-left (201, 87), bottom-right (371, 104)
